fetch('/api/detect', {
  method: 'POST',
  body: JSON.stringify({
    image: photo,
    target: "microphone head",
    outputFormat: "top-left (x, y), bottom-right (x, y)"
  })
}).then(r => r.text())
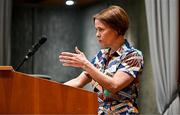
top-left (39, 36), bottom-right (47, 44)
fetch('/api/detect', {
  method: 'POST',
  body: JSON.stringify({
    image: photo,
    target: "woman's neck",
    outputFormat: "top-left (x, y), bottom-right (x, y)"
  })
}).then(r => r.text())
top-left (110, 36), bottom-right (125, 53)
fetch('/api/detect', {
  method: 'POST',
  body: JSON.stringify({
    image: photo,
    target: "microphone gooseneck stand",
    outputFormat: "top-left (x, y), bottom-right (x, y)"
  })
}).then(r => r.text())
top-left (15, 36), bottom-right (47, 71)
top-left (15, 50), bottom-right (34, 71)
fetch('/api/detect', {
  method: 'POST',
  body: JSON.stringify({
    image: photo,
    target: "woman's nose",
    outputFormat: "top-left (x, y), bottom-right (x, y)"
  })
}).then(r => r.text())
top-left (96, 31), bottom-right (100, 38)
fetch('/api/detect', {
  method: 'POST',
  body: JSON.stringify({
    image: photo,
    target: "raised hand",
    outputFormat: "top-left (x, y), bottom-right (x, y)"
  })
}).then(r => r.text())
top-left (59, 47), bottom-right (89, 69)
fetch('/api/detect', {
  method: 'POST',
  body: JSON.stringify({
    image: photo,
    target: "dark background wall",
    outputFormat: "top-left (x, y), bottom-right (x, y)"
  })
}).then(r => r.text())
top-left (11, 0), bottom-right (158, 114)
top-left (11, 6), bottom-right (83, 82)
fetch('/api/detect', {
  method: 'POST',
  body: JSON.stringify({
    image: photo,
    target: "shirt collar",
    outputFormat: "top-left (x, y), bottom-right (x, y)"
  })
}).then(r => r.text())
top-left (106, 39), bottom-right (130, 56)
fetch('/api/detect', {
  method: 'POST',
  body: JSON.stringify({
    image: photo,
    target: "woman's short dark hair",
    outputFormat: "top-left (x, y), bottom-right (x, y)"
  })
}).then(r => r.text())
top-left (93, 5), bottom-right (129, 36)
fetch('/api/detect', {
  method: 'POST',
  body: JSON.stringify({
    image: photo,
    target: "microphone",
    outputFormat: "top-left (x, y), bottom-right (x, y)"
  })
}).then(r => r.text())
top-left (26, 36), bottom-right (47, 59)
top-left (15, 36), bottom-right (47, 71)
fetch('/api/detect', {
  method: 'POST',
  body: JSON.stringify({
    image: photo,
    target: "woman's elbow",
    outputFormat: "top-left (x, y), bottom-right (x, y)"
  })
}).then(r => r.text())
top-left (108, 84), bottom-right (120, 94)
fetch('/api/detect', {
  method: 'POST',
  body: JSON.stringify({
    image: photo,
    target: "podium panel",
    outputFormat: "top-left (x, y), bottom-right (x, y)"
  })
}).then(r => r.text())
top-left (0, 66), bottom-right (98, 114)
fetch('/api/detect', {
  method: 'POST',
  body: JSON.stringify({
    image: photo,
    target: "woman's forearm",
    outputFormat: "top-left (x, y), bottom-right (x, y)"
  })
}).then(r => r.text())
top-left (83, 61), bottom-right (134, 93)
top-left (64, 72), bottom-right (92, 88)
top-left (83, 61), bottom-right (116, 92)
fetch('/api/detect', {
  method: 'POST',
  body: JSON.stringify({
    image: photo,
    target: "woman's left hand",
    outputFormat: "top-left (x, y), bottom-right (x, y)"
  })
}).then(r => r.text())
top-left (59, 47), bottom-right (89, 69)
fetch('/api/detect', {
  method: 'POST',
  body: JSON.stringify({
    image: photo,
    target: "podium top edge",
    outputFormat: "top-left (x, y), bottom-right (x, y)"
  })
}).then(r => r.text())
top-left (0, 66), bottom-right (14, 71)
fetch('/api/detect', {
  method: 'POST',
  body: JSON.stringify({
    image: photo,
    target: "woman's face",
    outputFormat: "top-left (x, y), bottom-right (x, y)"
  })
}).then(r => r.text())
top-left (95, 19), bottom-right (119, 49)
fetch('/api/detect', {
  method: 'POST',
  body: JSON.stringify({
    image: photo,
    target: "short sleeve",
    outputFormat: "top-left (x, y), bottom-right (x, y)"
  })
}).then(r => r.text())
top-left (91, 56), bottom-right (96, 66)
top-left (118, 51), bottom-right (144, 78)
top-left (90, 50), bottom-right (103, 66)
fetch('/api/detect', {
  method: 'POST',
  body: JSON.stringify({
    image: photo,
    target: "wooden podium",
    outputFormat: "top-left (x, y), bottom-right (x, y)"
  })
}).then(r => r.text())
top-left (0, 66), bottom-right (98, 114)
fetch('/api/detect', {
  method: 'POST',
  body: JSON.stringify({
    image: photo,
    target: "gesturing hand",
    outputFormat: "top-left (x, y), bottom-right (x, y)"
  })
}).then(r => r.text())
top-left (59, 47), bottom-right (89, 69)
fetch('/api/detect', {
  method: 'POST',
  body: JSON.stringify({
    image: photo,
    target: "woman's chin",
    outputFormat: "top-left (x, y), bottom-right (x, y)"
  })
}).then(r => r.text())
top-left (100, 45), bottom-right (105, 49)
top-left (100, 45), bottom-right (108, 49)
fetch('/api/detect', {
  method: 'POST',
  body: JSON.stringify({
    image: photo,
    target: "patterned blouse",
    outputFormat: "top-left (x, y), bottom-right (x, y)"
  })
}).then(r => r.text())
top-left (91, 39), bottom-right (144, 114)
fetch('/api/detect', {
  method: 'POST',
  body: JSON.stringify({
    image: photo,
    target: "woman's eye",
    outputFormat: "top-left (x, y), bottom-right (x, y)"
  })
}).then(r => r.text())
top-left (98, 28), bottom-right (103, 32)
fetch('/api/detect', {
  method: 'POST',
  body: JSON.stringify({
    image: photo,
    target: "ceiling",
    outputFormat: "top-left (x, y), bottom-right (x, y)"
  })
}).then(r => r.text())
top-left (13, 0), bottom-right (104, 7)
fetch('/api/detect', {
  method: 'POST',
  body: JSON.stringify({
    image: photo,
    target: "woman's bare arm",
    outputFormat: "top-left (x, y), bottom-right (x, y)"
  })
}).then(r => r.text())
top-left (64, 71), bottom-right (92, 88)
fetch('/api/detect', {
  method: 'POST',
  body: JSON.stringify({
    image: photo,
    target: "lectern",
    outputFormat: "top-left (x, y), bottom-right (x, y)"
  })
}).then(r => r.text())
top-left (0, 66), bottom-right (98, 114)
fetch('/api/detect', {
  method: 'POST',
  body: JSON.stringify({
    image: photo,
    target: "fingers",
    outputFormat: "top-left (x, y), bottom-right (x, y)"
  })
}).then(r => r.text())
top-left (59, 55), bottom-right (75, 61)
top-left (75, 46), bottom-right (83, 54)
top-left (61, 60), bottom-right (79, 65)
top-left (59, 55), bottom-right (80, 66)
top-left (61, 52), bottom-right (75, 56)
top-left (60, 47), bottom-right (83, 56)
top-left (60, 59), bottom-right (81, 67)
top-left (63, 63), bottom-right (81, 68)
top-left (59, 46), bottom-right (85, 68)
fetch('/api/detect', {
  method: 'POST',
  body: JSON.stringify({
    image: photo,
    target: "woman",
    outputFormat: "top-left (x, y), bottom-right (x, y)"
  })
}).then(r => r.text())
top-left (59, 5), bottom-right (144, 114)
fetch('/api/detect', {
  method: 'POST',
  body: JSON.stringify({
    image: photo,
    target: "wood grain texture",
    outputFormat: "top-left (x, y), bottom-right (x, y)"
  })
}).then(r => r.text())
top-left (0, 66), bottom-right (98, 114)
